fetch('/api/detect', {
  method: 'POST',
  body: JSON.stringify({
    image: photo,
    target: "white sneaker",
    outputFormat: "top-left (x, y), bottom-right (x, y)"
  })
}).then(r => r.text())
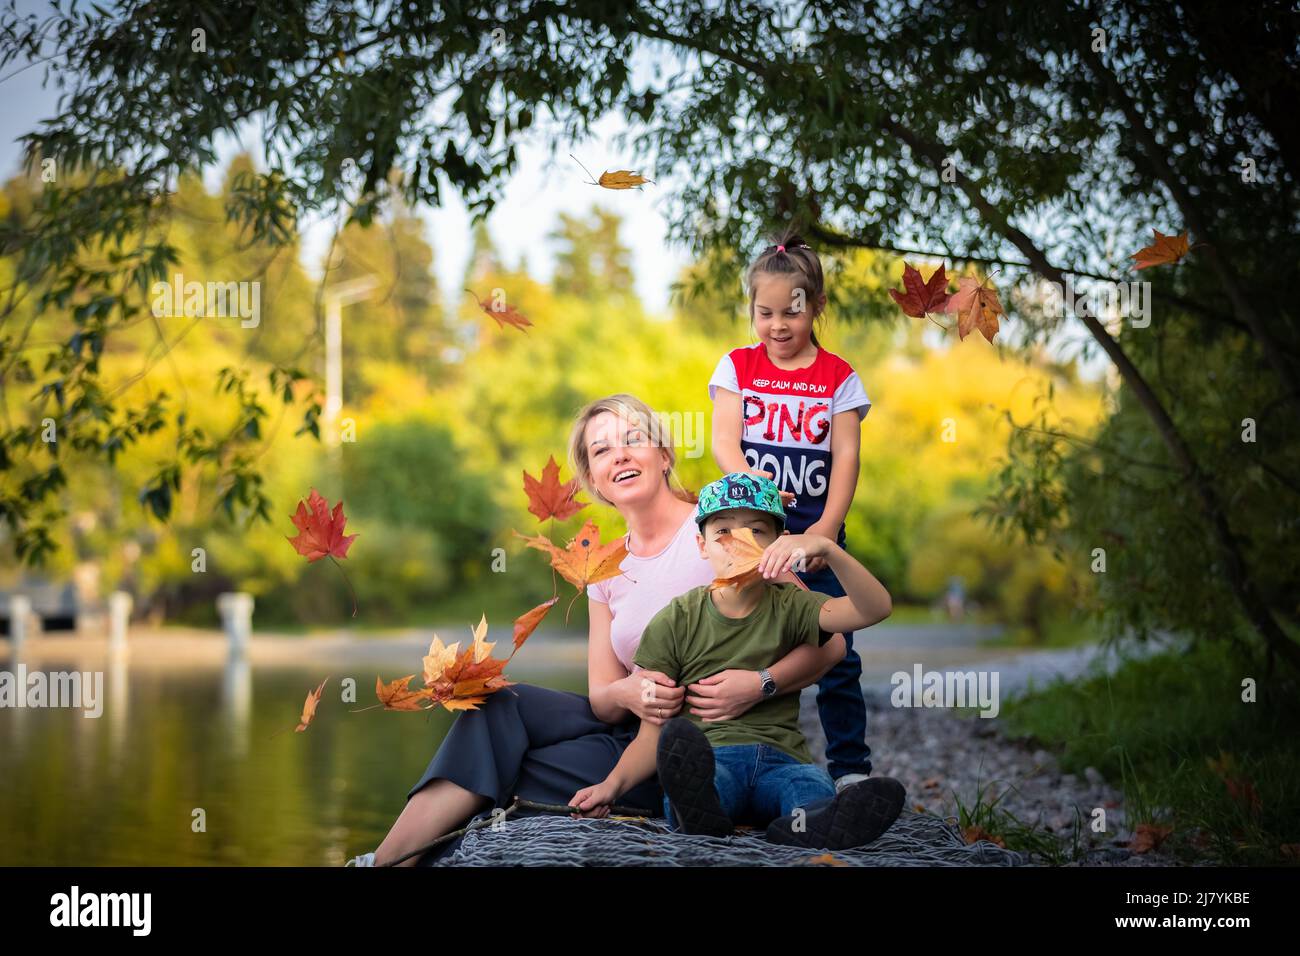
top-left (834, 772), bottom-right (872, 794)
top-left (345, 851), bottom-right (376, 867)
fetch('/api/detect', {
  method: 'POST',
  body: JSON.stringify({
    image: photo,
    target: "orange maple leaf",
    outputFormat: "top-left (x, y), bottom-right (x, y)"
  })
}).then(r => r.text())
top-left (286, 488), bottom-right (358, 562)
top-left (513, 596), bottom-right (560, 653)
top-left (375, 674), bottom-right (430, 711)
top-left (514, 519), bottom-right (629, 591)
top-left (295, 677), bottom-right (328, 732)
top-left (945, 275), bottom-right (1004, 343)
top-left (465, 288), bottom-right (533, 332)
top-left (1128, 823), bottom-right (1173, 854)
top-left (706, 527), bottom-right (812, 594)
top-left (571, 154), bottom-right (654, 190)
top-left (523, 455), bottom-right (588, 522)
top-left (1131, 229), bottom-right (1191, 270)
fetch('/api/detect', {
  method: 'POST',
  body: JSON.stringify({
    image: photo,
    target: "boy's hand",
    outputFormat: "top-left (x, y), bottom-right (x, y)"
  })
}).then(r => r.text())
top-left (569, 779), bottom-right (620, 818)
top-left (758, 532), bottom-right (833, 579)
top-left (687, 669), bottom-right (763, 721)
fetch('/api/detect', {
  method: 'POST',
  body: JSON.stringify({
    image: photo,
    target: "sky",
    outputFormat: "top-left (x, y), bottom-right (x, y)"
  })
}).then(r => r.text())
top-left (0, 10), bottom-right (691, 316)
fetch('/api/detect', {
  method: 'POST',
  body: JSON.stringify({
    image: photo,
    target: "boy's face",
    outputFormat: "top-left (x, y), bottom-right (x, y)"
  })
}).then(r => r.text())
top-left (697, 508), bottom-right (781, 580)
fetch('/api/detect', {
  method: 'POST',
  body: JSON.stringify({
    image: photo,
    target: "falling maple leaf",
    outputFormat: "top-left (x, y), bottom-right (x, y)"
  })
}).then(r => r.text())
top-left (464, 288), bottom-right (533, 332)
top-left (1131, 229), bottom-right (1191, 270)
top-left (570, 154), bottom-right (654, 189)
top-left (706, 526), bottom-right (812, 594)
top-left (1128, 823), bottom-right (1173, 854)
top-left (945, 275), bottom-right (1005, 343)
top-left (287, 488), bottom-right (359, 616)
top-left (375, 674), bottom-right (428, 711)
top-left (287, 488), bottom-right (358, 562)
top-left (523, 455), bottom-right (588, 522)
top-left (889, 262), bottom-right (951, 318)
top-left (375, 601), bottom-right (556, 714)
top-left (514, 519), bottom-right (629, 591)
top-left (296, 677), bottom-right (328, 732)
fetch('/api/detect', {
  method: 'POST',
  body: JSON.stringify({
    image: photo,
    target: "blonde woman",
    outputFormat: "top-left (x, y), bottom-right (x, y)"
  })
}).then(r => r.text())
top-left (350, 394), bottom-right (845, 866)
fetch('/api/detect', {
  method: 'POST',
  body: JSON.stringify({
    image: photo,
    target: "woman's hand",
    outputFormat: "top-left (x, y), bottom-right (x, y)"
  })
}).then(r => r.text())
top-left (616, 670), bottom-right (684, 725)
top-left (758, 532), bottom-right (833, 579)
top-left (569, 779), bottom-right (620, 818)
top-left (686, 669), bottom-right (764, 721)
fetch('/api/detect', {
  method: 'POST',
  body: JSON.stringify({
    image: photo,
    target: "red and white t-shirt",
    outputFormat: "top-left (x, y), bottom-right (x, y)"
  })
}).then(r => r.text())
top-left (708, 344), bottom-right (870, 537)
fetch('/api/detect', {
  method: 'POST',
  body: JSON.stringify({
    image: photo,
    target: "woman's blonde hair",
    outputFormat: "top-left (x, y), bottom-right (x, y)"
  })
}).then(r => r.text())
top-left (567, 394), bottom-right (698, 507)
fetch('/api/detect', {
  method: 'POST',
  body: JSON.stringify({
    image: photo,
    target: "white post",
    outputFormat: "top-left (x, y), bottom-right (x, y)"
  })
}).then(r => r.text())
top-left (108, 591), bottom-right (132, 653)
top-left (217, 592), bottom-right (254, 656)
top-left (7, 594), bottom-right (31, 649)
top-left (322, 276), bottom-right (379, 448)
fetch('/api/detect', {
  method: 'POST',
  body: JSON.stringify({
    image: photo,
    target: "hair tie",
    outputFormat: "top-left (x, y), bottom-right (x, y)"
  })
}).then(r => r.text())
top-left (776, 244), bottom-right (786, 253)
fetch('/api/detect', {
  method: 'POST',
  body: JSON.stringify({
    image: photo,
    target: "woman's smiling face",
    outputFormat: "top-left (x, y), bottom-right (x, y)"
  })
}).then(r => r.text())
top-left (584, 410), bottom-right (670, 505)
top-left (751, 273), bottom-right (819, 361)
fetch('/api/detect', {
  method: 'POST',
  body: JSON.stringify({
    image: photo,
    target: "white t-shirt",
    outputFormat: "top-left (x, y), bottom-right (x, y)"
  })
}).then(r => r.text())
top-left (586, 510), bottom-right (717, 672)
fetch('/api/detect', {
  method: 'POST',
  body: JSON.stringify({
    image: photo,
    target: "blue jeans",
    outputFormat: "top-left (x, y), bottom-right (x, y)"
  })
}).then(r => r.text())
top-left (662, 743), bottom-right (837, 830)
top-left (797, 557), bottom-right (873, 779)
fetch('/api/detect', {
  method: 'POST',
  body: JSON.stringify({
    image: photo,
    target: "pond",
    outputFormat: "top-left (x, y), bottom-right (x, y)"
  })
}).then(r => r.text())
top-left (0, 642), bottom-right (588, 866)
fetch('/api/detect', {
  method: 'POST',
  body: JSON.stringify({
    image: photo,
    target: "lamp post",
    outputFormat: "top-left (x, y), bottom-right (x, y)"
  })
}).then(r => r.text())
top-left (323, 276), bottom-right (379, 449)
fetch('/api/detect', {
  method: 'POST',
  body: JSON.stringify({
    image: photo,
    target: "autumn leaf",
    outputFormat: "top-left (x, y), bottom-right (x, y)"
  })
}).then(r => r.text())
top-left (286, 488), bottom-right (359, 616)
top-left (705, 526), bottom-right (812, 594)
top-left (465, 288), bottom-right (533, 332)
top-left (889, 262), bottom-right (951, 318)
top-left (1223, 777), bottom-right (1262, 816)
top-left (287, 488), bottom-right (358, 562)
top-left (1131, 229), bottom-right (1191, 270)
top-left (945, 275), bottom-right (1004, 343)
top-left (514, 519), bottom-right (629, 591)
top-left (1128, 823), bottom-right (1173, 854)
top-left (375, 674), bottom-right (430, 711)
top-left (512, 596), bottom-right (559, 654)
top-left (570, 154), bottom-right (654, 189)
top-left (961, 825), bottom-right (1006, 848)
top-left (296, 678), bottom-right (328, 732)
top-left (523, 455), bottom-right (588, 522)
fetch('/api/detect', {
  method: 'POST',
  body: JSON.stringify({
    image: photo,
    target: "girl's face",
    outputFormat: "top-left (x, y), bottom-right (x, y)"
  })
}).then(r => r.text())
top-left (583, 410), bottom-right (671, 507)
top-left (751, 273), bottom-right (822, 361)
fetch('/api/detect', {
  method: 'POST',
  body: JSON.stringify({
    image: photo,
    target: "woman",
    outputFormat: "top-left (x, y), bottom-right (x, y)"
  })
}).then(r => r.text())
top-left (351, 394), bottom-right (846, 866)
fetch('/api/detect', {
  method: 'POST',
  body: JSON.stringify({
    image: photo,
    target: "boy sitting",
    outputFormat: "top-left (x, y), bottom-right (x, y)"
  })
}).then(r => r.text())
top-left (569, 472), bottom-right (905, 849)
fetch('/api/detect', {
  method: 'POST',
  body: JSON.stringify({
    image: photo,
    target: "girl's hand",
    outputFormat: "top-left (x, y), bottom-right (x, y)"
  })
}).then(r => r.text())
top-left (758, 533), bottom-right (832, 579)
top-left (686, 669), bottom-right (764, 721)
top-left (618, 670), bottom-right (684, 725)
top-left (569, 779), bottom-right (620, 818)
top-left (800, 524), bottom-right (840, 574)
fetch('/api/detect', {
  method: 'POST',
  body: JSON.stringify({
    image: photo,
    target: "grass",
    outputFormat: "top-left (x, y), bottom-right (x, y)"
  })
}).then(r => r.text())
top-left (997, 638), bottom-right (1300, 865)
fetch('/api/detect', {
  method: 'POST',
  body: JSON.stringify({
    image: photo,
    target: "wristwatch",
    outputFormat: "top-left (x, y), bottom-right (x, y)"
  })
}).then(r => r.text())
top-left (758, 668), bottom-right (777, 698)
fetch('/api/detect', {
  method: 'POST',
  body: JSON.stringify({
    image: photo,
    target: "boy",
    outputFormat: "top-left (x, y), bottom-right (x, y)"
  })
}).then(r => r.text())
top-left (569, 472), bottom-right (905, 849)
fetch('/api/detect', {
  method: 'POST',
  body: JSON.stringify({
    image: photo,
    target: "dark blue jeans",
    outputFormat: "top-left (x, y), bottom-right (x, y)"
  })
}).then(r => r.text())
top-left (796, 558), bottom-right (873, 779)
top-left (662, 743), bottom-right (836, 830)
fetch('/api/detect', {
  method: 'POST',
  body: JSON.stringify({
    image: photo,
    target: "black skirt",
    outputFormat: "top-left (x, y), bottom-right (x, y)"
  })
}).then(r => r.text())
top-left (406, 682), bottom-right (664, 864)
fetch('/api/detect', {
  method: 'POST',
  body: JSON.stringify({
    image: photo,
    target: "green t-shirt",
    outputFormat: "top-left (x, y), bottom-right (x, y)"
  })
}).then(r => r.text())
top-left (633, 582), bottom-right (833, 763)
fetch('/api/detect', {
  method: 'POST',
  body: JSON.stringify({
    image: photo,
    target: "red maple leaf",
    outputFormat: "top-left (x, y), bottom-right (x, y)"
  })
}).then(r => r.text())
top-left (889, 262), bottom-right (951, 318)
top-left (523, 455), bottom-right (588, 522)
top-left (287, 487), bottom-right (358, 562)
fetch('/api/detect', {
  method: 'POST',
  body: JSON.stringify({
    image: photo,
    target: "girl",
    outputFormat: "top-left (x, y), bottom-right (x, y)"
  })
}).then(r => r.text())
top-left (708, 234), bottom-right (875, 792)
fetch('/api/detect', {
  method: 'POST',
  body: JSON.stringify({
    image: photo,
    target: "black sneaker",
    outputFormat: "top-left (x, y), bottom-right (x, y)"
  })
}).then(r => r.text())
top-left (657, 717), bottom-right (733, 838)
top-left (765, 777), bottom-right (906, 850)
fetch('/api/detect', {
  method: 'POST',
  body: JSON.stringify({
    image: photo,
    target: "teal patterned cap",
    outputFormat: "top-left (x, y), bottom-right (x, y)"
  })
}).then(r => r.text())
top-left (695, 472), bottom-right (786, 533)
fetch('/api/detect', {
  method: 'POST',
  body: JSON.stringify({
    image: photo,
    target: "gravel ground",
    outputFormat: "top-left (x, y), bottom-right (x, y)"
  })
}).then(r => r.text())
top-left (797, 643), bottom-right (1188, 866)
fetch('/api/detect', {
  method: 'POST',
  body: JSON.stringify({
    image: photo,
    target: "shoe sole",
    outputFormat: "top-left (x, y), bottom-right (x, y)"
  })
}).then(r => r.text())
top-left (766, 777), bottom-right (905, 850)
top-left (657, 718), bottom-right (734, 838)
